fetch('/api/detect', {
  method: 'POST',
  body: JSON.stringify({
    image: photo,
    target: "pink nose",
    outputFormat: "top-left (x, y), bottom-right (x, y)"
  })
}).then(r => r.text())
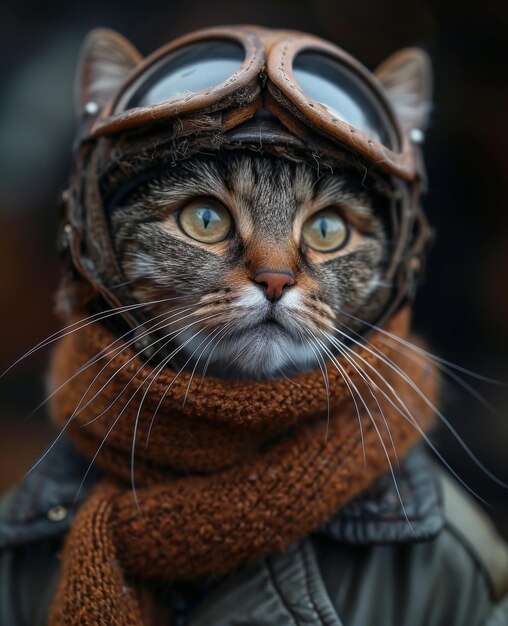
top-left (254, 270), bottom-right (295, 302)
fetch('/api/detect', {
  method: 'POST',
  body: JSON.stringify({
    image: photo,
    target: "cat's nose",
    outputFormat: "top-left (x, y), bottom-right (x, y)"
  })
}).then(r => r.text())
top-left (253, 270), bottom-right (295, 302)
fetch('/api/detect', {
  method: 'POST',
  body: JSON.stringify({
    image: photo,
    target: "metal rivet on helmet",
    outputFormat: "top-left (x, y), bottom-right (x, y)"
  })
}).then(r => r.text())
top-left (409, 256), bottom-right (422, 272)
top-left (84, 101), bottom-right (100, 116)
top-left (409, 128), bottom-right (425, 144)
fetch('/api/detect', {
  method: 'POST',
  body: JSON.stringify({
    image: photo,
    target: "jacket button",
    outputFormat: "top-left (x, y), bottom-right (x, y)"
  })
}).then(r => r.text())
top-left (47, 505), bottom-right (68, 522)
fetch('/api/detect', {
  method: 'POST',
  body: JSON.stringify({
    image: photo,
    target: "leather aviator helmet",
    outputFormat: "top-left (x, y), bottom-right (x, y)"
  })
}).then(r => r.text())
top-left (59, 25), bottom-right (433, 338)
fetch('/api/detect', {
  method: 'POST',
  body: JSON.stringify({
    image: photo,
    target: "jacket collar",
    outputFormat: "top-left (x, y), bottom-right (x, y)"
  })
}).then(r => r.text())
top-left (319, 445), bottom-right (444, 543)
top-left (0, 441), bottom-right (443, 550)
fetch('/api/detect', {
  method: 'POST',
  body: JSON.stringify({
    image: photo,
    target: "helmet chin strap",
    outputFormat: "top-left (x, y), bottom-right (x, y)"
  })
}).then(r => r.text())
top-left (59, 143), bottom-right (143, 330)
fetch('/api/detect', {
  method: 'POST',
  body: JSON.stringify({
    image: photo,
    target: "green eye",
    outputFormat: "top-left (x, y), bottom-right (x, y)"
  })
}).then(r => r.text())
top-left (178, 199), bottom-right (232, 243)
top-left (301, 208), bottom-right (348, 252)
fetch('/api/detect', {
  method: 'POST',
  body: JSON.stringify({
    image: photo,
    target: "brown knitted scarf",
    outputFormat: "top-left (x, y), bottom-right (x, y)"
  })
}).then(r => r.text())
top-left (47, 308), bottom-right (437, 625)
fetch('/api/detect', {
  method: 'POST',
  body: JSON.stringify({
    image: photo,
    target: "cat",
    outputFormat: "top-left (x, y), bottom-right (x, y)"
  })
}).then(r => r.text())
top-left (107, 150), bottom-right (391, 380)
top-left (3, 29), bottom-right (507, 626)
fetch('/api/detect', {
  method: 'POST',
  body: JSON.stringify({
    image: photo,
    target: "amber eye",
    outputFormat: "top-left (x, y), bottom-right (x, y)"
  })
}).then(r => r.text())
top-left (301, 208), bottom-right (348, 252)
top-left (178, 199), bottom-right (232, 243)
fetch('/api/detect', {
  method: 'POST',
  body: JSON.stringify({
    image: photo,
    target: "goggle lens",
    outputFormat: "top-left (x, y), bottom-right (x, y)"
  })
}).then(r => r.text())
top-left (125, 41), bottom-right (245, 108)
top-left (293, 51), bottom-right (395, 149)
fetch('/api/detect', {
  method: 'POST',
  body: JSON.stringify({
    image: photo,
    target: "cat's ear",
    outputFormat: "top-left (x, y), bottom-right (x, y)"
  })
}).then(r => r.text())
top-left (375, 48), bottom-right (432, 134)
top-left (75, 28), bottom-right (142, 116)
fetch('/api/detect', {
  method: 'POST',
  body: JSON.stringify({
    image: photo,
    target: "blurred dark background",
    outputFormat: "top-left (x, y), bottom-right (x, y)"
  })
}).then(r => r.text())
top-left (0, 1), bottom-right (507, 533)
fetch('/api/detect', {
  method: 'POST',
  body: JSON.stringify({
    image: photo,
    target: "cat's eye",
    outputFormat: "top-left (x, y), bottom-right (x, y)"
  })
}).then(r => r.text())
top-left (301, 209), bottom-right (348, 252)
top-left (178, 199), bottom-right (232, 243)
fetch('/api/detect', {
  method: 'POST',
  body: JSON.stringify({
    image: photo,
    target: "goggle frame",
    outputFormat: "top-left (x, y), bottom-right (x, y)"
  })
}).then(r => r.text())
top-left (87, 26), bottom-right (416, 181)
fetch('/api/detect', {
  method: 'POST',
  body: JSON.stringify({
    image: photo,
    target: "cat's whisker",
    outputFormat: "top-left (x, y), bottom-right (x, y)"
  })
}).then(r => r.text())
top-left (27, 302), bottom-right (197, 419)
top-left (314, 335), bottom-right (416, 536)
top-left (299, 330), bottom-right (331, 439)
top-left (300, 327), bottom-right (365, 465)
top-left (334, 313), bottom-right (500, 417)
top-left (338, 308), bottom-right (504, 385)
top-left (21, 316), bottom-right (178, 478)
top-left (138, 324), bottom-right (220, 443)
top-left (325, 331), bottom-right (408, 414)
top-left (376, 336), bottom-right (500, 417)
top-left (80, 312), bottom-right (222, 428)
top-left (181, 323), bottom-right (234, 408)
top-left (277, 343), bottom-right (303, 388)
top-left (24, 305), bottom-right (218, 478)
top-left (322, 329), bottom-right (490, 505)
top-left (220, 325), bottom-right (260, 370)
top-left (321, 332), bottom-right (401, 469)
top-left (222, 342), bottom-right (253, 370)
top-left (130, 321), bottom-right (219, 509)
top-left (327, 319), bottom-right (508, 490)
top-left (279, 342), bottom-right (300, 372)
top-left (73, 321), bottom-right (209, 506)
top-left (108, 278), bottom-right (138, 290)
top-left (199, 320), bottom-right (243, 384)
top-left (75, 304), bottom-right (217, 419)
top-left (316, 333), bottom-right (400, 466)
top-left (279, 371), bottom-right (301, 387)
top-left (77, 317), bottom-right (218, 505)
top-left (144, 320), bottom-right (224, 450)
top-left (2, 294), bottom-right (189, 378)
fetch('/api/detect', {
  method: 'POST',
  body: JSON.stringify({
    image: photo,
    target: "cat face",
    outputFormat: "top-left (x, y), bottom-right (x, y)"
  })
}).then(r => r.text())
top-left (110, 152), bottom-right (390, 378)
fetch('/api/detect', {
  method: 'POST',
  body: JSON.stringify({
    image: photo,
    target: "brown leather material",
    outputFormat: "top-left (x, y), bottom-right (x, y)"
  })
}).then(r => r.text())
top-left (224, 108), bottom-right (309, 148)
top-left (81, 26), bottom-right (416, 181)
top-left (47, 307), bottom-right (438, 625)
top-left (91, 26), bottom-right (265, 138)
top-left (266, 34), bottom-right (414, 180)
top-left (221, 99), bottom-right (263, 130)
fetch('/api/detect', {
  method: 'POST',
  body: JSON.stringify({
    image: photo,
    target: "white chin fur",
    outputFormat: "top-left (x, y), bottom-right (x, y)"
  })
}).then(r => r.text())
top-left (173, 286), bottom-right (321, 380)
top-left (216, 327), bottom-right (319, 379)
top-left (178, 324), bottom-right (319, 380)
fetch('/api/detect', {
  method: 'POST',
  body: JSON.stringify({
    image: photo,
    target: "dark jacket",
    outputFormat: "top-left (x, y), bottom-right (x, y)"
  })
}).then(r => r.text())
top-left (1, 444), bottom-right (507, 626)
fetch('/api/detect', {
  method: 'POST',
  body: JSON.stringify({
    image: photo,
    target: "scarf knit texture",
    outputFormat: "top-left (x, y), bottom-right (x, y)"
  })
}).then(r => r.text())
top-left (47, 307), bottom-right (437, 625)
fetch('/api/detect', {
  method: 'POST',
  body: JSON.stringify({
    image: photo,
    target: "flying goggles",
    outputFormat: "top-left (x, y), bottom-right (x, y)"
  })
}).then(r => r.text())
top-left (80, 26), bottom-right (425, 181)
